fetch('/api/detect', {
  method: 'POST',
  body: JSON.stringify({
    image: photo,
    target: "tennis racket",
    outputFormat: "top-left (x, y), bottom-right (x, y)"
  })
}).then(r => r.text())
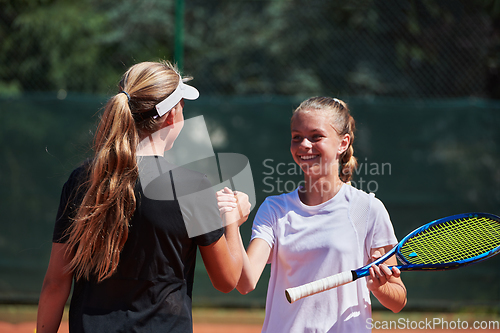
top-left (285, 212), bottom-right (500, 303)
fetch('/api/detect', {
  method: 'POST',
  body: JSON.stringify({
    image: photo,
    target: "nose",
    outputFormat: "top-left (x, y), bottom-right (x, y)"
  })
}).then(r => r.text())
top-left (300, 138), bottom-right (313, 149)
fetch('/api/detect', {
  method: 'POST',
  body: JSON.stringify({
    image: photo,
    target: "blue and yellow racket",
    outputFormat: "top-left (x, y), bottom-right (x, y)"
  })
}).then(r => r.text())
top-left (285, 212), bottom-right (500, 303)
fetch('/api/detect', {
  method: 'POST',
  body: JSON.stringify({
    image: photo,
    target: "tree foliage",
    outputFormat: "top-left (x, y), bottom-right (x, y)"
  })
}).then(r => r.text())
top-left (1, 0), bottom-right (499, 98)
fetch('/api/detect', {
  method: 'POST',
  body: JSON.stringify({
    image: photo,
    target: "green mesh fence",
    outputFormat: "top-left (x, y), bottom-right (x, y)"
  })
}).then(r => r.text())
top-left (1, 94), bottom-right (499, 310)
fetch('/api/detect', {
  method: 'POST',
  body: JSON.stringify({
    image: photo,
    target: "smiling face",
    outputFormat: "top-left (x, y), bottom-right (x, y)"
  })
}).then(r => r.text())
top-left (290, 109), bottom-right (350, 178)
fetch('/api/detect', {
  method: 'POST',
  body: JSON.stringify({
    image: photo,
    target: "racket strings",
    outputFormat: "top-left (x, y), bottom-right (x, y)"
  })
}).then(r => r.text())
top-left (399, 216), bottom-right (500, 265)
top-left (424, 218), bottom-right (499, 261)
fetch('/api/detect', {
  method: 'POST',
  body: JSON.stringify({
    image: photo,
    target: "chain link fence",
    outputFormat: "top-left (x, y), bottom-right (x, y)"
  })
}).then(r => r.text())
top-left (1, 0), bottom-right (498, 98)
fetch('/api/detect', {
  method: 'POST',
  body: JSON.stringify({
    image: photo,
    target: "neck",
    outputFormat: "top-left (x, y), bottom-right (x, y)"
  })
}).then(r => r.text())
top-left (136, 134), bottom-right (167, 156)
top-left (298, 173), bottom-right (344, 206)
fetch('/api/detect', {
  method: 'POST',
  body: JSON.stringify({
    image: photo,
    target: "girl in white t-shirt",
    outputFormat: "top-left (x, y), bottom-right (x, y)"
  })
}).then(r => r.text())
top-left (218, 97), bottom-right (407, 332)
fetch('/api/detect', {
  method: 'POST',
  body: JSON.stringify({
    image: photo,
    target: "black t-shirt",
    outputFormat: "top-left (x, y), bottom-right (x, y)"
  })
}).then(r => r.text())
top-left (53, 156), bottom-right (224, 333)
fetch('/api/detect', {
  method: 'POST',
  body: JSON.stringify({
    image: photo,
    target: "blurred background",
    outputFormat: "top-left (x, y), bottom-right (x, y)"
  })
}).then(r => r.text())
top-left (1, 0), bottom-right (500, 313)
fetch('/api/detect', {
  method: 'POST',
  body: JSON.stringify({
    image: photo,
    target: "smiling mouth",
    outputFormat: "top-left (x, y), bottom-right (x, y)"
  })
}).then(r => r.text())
top-left (300, 155), bottom-right (319, 160)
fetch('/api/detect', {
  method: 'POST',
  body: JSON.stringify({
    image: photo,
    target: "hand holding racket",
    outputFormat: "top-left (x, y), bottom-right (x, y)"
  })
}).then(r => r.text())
top-left (366, 250), bottom-right (401, 292)
top-left (285, 213), bottom-right (500, 303)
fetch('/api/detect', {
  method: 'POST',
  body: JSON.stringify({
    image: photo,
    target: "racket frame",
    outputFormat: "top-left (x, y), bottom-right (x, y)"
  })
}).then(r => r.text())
top-left (355, 212), bottom-right (500, 279)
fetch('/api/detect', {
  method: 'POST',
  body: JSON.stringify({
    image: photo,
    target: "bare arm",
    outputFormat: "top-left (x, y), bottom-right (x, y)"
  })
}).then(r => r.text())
top-left (37, 243), bottom-right (73, 333)
top-left (236, 238), bottom-right (271, 295)
top-left (200, 189), bottom-right (251, 293)
top-left (367, 245), bottom-right (407, 313)
top-left (215, 187), bottom-right (271, 295)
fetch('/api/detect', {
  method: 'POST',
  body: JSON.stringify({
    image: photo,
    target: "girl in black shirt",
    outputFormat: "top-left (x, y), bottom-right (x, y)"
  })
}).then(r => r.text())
top-left (37, 61), bottom-right (249, 333)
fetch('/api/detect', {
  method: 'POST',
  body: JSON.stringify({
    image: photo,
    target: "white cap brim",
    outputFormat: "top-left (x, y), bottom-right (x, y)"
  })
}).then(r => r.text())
top-left (155, 80), bottom-right (199, 117)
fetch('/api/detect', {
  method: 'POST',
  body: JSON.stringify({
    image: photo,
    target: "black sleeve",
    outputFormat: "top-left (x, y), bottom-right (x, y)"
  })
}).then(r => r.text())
top-left (176, 174), bottom-right (224, 246)
top-left (52, 165), bottom-right (89, 243)
top-left (194, 227), bottom-right (224, 247)
top-left (140, 158), bottom-right (225, 246)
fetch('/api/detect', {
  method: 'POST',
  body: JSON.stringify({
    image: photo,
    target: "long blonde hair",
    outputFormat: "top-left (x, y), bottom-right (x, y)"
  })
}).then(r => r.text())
top-left (293, 96), bottom-right (357, 183)
top-left (67, 61), bottom-right (181, 282)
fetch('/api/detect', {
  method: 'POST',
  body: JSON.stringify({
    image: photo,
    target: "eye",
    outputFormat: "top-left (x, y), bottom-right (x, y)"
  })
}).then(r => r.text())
top-left (312, 134), bottom-right (324, 141)
top-left (291, 134), bottom-right (302, 141)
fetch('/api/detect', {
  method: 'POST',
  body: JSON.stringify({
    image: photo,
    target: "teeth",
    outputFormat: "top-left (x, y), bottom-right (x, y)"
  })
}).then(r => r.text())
top-left (300, 155), bottom-right (319, 160)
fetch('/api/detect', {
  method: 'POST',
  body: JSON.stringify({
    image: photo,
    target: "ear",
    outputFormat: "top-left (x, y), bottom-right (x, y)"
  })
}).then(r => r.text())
top-left (161, 108), bottom-right (177, 127)
top-left (159, 100), bottom-right (185, 129)
top-left (338, 133), bottom-right (350, 155)
top-left (165, 108), bottom-right (177, 126)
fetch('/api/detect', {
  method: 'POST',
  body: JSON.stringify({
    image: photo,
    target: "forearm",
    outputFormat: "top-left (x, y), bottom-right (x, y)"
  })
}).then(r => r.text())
top-left (36, 280), bottom-right (71, 332)
top-left (236, 238), bottom-right (270, 295)
top-left (371, 279), bottom-right (407, 313)
top-left (223, 222), bottom-right (243, 278)
top-left (236, 240), bottom-right (257, 294)
top-left (200, 223), bottom-right (243, 293)
top-left (37, 243), bottom-right (72, 332)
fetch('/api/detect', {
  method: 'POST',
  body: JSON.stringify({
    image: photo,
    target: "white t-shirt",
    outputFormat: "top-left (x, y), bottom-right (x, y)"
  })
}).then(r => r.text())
top-left (251, 184), bottom-right (398, 333)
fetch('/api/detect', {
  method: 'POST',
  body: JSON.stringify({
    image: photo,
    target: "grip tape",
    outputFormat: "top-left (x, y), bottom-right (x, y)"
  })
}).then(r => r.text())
top-left (285, 271), bottom-right (354, 303)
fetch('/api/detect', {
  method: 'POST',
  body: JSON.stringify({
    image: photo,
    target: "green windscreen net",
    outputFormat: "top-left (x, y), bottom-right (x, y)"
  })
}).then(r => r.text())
top-left (1, 94), bottom-right (499, 309)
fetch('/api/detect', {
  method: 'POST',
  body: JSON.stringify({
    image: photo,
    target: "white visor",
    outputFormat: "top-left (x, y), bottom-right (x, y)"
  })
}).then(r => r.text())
top-left (155, 77), bottom-right (199, 117)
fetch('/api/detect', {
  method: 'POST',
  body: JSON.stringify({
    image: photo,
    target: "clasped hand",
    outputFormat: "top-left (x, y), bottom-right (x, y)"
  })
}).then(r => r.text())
top-left (216, 187), bottom-right (251, 227)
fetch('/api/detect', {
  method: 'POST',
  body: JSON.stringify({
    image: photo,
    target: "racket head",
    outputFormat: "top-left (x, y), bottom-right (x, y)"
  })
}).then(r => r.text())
top-left (394, 213), bottom-right (500, 271)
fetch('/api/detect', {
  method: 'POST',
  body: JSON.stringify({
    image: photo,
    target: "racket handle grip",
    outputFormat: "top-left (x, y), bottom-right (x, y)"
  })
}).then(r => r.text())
top-left (285, 271), bottom-right (354, 303)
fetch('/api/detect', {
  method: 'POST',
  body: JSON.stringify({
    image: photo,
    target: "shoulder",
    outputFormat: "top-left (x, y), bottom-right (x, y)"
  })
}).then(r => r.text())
top-left (346, 185), bottom-right (388, 213)
top-left (171, 165), bottom-right (207, 181)
top-left (252, 192), bottom-right (298, 247)
top-left (171, 167), bottom-right (213, 197)
top-left (345, 185), bottom-right (387, 213)
top-left (343, 184), bottom-right (376, 209)
top-left (68, 159), bottom-right (91, 181)
top-left (62, 159), bottom-right (92, 195)
top-left (253, 191), bottom-right (297, 229)
top-left (259, 191), bottom-right (297, 214)
top-left (53, 160), bottom-right (92, 243)
top-left (139, 155), bottom-right (208, 183)
top-left (344, 185), bottom-right (390, 227)
top-left (140, 156), bottom-right (212, 198)
top-left (344, 183), bottom-right (373, 199)
top-left (162, 159), bottom-right (212, 187)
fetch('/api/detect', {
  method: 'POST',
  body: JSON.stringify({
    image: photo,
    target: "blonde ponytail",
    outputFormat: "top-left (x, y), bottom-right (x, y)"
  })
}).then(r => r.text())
top-left (67, 94), bottom-right (139, 282)
top-left (339, 114), bottom-right (357, 183)
top-left (66, 61), bottom-right (181, 282)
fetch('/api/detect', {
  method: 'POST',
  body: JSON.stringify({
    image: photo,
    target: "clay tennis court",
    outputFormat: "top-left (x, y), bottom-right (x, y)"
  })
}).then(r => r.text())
top-left (1, 323), bottom-right (498, 333)
top-left (0, 322), bottom-right (265, 333)
top-left (1, 321), bottom-right (498, 332)
top-left (0, 306), bottom-right (264, 333)
top-left (1, 306), bottom-right (498, 333)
